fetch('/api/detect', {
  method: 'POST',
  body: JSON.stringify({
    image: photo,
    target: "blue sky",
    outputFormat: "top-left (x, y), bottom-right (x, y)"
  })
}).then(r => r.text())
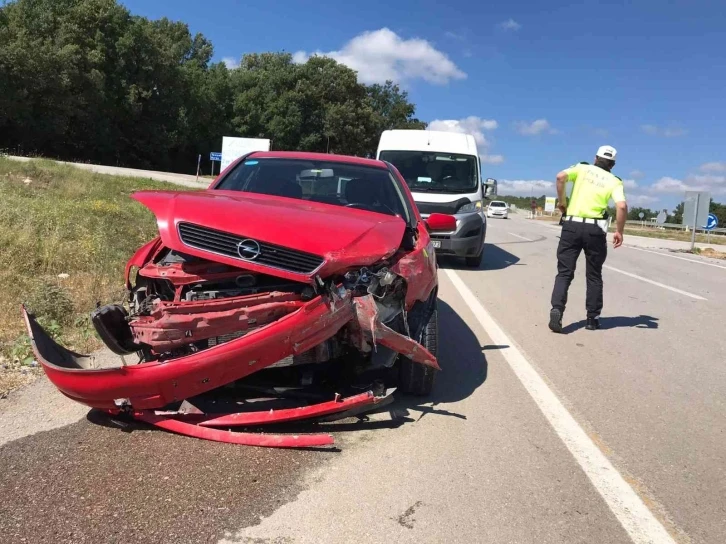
top-left (120, 0), bottom-right (726, 210)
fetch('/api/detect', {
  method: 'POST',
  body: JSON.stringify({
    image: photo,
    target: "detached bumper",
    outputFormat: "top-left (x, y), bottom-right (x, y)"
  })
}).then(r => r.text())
top-left (22, 294), bottom-right (356, 411)
top-left (429, 212), bottom-right (486, 258)
top-left (22, 292), bottom-right (438, 413)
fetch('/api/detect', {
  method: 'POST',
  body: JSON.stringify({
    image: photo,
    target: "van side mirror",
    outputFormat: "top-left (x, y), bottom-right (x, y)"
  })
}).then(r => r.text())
top-left (424, 213), bottom-right (457, 232)
top-left (482, 178), bottom-right (498, 198)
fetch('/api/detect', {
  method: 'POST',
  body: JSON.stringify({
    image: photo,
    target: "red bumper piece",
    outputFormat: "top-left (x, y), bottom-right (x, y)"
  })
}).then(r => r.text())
top-left (196, 391), bottom-right (377, 427)
top-left (21, 292), bottom-right (354, 411)
top-left (133, 411), bottom-right (334, 448)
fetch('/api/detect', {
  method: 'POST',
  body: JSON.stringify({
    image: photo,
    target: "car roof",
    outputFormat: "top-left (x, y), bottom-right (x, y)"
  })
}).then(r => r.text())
top-left (247, 151), bottom-right (388, 170)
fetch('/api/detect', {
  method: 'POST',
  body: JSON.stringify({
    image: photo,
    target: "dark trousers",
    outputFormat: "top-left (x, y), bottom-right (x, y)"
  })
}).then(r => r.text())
top-left (550, 220), bottom-right (608, 318)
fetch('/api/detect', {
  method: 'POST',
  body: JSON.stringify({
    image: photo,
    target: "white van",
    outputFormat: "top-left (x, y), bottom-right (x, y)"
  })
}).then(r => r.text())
top-left (376, 129), bottom-right (497, 267)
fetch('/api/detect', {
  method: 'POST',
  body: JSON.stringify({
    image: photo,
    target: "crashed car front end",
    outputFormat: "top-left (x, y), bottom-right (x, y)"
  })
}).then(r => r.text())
top-left (23, 176), bottom-right (445, 448)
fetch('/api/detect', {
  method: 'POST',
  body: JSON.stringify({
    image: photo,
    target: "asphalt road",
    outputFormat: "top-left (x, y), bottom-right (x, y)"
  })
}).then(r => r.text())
top-left (2, 210), bottom-right (724, 543)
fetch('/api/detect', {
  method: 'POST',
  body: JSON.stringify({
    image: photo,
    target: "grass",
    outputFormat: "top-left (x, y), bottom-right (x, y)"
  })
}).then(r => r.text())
top-left (0, 157), bottom-right (192, 389)
top-left (615, 227), bottom-right (726, 246)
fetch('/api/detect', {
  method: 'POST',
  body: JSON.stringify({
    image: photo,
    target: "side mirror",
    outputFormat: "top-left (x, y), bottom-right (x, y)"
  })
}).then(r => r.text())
top-left (425, 213), bottom-right (457, 232)
top-left (482, 178), bottom-right (498, 198)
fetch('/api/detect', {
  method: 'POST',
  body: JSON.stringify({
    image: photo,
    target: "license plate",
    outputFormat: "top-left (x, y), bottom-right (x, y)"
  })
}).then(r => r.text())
top-left (431, 240), bottom-right (441, 248)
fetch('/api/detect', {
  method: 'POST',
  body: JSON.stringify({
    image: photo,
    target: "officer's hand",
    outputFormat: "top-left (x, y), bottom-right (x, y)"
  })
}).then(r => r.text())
top-left (557, 204), bottom-right (567, 215)
top-left (613, 232), bottom-right (623, 248)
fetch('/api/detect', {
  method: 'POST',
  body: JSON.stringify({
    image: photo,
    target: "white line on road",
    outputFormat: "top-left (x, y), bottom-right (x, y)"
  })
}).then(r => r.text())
top-left (625, 246), bottom-right (726, 270)
top-left (508, 232), bottom-right (534, 242)
top-left (443, 268), bottom-right (678, 544)
top-left (603, 265), bottom-right (708, 300)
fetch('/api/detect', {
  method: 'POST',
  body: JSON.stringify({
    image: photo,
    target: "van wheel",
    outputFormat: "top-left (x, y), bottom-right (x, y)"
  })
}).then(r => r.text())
top-left (399, 303), bottom-right (438, 396)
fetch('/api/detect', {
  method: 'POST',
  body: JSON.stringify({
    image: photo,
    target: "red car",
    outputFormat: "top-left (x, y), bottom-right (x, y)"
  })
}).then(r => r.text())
top-left (23, 151), bottom-right (455, 448)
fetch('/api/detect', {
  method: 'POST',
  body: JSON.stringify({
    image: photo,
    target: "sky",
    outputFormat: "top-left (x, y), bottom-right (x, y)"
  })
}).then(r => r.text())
top-left (120, 0), bottom-right (726, 211)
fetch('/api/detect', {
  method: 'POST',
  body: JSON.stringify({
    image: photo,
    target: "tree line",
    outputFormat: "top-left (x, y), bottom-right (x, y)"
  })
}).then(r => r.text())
top-left (0, 0), bottom-right (426, 173)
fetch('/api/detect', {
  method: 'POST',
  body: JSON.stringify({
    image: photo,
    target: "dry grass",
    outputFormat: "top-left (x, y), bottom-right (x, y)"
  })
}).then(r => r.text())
top-left (696, 248), bottom-right (726, 260)
top-left (620, 227), bottom-right (726, 246)
top-left (0, 157), bottom-right (190, 391)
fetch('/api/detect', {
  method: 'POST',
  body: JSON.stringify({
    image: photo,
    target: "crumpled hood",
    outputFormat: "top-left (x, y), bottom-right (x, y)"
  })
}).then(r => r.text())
top-left (132, 190), bottom-right (407, 282)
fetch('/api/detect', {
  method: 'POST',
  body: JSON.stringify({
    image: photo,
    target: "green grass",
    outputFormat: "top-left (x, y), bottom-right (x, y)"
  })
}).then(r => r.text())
top-left (0, 157), bottom-right (192, 365)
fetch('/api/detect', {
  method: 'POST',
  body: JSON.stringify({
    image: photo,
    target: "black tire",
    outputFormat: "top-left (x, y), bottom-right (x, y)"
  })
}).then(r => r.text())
top-left (399, 302), bottom-right (438, 396)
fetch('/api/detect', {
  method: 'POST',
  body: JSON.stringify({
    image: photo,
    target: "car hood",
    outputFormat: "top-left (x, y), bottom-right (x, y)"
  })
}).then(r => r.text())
top-left (132, 190), bottom-right (407, 283)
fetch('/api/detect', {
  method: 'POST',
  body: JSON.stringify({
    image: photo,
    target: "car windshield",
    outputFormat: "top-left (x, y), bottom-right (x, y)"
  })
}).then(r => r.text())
top-left (378, 150), bottom-right (479, 194)
top-left (214, 157), bottom-right (409, 220)
top-left (490, 201), bottom-right (506, 207)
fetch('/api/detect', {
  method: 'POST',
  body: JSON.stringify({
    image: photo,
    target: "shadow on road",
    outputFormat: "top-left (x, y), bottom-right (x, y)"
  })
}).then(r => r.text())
top-left (440, 243), bottom-right (523, 271)
top-left (563, 315), bottom-right (660, 333)
top-left (385, 299), bottom-right (490, 423)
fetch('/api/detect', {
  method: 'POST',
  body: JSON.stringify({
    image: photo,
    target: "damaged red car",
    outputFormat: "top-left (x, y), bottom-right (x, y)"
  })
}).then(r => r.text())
top-left (23, 151), bottom-right (455, 448)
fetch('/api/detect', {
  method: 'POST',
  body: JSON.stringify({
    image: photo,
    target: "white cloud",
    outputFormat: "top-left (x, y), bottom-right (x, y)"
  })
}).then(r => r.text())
top-left (622, 179), bottom-right (638, 189)
top-left (445, 31), bottom-right (464, 41)
top-left (499, 19), bottom-right (521, 31)
top-left (649, 174), bottom-right (726, 195)
top-left (292, 28), bottom-right (467, 85)
top-left (428, 116), bottom-right (498, 147)
top-left (427, 116), bottom-right (503, 164)
top-left (650, 176), bottom-right (690, 193)
top-left (628, 194), bottom-right (660, 206)
top-left (291, 51), bottom-right (308, 64)
top-left (700, 162), bottom-right (726, 173)
top-left (222, 56), bottom-right (239, 69)
top-left (497, 180), bottom-right (555, 196)
top-left (629, 169), bottom-right (645, 179)
top-left (481, 154), bottom-right (505, 165)
top-left (640, 124), bottom-right (688, 137)
top-left (514, 119), bottom-right (557, 136)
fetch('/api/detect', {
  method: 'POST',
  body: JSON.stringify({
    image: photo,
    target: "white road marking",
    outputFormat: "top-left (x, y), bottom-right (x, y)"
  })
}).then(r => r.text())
top-left (508, 232), bottom-right (534, 242)
top-left (603, 265), bottom-right (708, 301)
top-left (443, 268), bottom-right (678, 544)
top-left (625, 246), bottom-right (726, 270)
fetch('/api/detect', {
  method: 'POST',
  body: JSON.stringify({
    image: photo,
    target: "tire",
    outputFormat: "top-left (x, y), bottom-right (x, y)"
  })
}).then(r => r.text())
top-left (399, 302), bottom-right (438, 396)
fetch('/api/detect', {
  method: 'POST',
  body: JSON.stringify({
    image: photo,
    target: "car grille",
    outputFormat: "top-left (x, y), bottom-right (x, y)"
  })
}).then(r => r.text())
top-left (177, 222), bottom-right (324, 274)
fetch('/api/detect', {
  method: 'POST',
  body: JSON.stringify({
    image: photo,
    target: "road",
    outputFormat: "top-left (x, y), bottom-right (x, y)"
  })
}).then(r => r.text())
top-left (2, 212), bottom-right (725, 543)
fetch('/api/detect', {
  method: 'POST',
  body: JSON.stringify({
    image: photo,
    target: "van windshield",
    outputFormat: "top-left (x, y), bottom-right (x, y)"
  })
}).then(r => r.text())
top-left (378, 150), bottom-right (479, 194)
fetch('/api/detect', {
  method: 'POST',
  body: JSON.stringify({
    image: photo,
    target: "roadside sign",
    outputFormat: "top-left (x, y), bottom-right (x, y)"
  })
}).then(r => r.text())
top-left (704, 213), bottom-right (718, 231)
top-left (544, 197), bottom-right (556, 213)
top-left (683, 191), bottom-right (710, 228)
top-left (221, 136), bottom-right (270, 172)
top-left (683, 191), bottom-right (711, 250)
top-left (210, 152), bottom-right (222, 161)
top-left (638, 212), bottom-right (645, 219)
top-left (656, 210), bottom-right (667, 224)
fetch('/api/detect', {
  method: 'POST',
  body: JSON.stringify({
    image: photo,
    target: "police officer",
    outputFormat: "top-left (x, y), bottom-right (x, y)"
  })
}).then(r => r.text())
top-left (548, 145), bottom-right (628, 333)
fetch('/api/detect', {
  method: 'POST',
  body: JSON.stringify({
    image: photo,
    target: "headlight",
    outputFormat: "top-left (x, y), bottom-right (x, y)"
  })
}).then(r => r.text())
top-left (457, 200), bottom-right (483, 213)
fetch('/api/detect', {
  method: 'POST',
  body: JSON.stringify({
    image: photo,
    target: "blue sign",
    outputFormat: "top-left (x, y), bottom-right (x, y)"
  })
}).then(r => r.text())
top-left (704, 213), bottom-right (719, 231)
top-left (210, 152), bottom-right (222, 161)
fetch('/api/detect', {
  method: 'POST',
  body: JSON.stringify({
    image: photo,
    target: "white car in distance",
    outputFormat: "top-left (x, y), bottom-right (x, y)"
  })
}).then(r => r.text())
top-left (487, 200), bottom-right (509, 219)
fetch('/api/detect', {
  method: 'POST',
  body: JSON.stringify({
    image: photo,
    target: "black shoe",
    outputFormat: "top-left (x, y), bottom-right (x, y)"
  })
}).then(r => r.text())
top-left (586, 317), bottom-right (600, 330)
top-left (549, 308), bottom-right (563, 333)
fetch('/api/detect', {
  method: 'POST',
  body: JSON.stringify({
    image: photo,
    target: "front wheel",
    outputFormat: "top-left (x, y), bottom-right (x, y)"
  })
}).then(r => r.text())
top-left (399, 303), bottom-right (438, 396)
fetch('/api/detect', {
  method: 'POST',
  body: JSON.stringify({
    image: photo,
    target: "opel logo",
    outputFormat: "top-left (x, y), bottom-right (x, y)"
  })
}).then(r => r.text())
top-left (236, 239), bottom-right (262, 260)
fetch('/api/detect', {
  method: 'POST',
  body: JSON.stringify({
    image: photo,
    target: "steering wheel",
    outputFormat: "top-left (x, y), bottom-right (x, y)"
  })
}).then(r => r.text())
top-left (345, 202), bottom-right (378, 212)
